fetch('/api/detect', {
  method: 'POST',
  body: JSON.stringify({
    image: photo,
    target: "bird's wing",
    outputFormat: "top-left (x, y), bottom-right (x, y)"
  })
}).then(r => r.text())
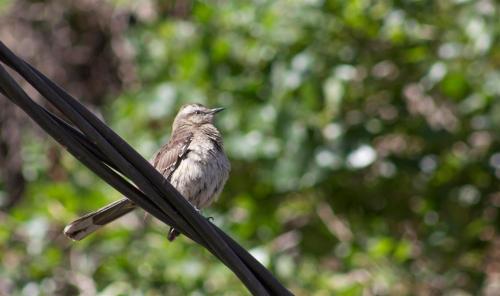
top-left (151, 128), bottom-right (193, 180)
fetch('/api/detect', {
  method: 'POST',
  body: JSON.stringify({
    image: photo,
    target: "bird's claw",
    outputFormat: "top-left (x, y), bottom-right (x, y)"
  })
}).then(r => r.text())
top-left (206, 216), bottom-right (214, 222)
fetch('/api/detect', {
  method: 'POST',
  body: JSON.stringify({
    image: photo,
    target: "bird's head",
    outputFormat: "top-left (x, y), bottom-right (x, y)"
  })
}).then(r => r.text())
top-left (173, 103), bottom-right (225, 130)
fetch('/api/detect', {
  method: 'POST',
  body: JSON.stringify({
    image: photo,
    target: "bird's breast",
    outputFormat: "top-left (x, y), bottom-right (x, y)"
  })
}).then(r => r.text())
top-left (169, 136), bottom-right (230, 209)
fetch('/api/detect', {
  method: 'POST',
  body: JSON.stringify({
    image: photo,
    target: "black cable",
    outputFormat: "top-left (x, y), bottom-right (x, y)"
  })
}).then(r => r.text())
top-left (0, 43), bottom-right (264, 294)
top-left (0, 41), bottom-right (292, 296)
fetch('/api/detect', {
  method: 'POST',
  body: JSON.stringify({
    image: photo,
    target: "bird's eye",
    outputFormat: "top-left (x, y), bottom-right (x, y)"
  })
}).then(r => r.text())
top-left (195, 110), bottom-right (202, 115)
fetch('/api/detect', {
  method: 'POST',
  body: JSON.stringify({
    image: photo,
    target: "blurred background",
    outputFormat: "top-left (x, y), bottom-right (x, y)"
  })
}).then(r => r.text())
top-left (0, 0), bottom-right (499, 295)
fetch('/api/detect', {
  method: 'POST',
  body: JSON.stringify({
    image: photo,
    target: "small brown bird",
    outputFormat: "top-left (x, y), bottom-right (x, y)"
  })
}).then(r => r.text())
top-left (64, 103), bottom-right (230, 241)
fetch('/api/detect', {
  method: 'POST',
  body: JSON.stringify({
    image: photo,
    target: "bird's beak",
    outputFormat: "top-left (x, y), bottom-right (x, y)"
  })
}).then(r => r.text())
top-left (209, 107), bottom-right (225, 114)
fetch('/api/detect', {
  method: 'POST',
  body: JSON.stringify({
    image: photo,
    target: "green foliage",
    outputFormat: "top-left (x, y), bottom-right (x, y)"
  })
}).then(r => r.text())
top-left (1, 0), bottom-right (500, 295)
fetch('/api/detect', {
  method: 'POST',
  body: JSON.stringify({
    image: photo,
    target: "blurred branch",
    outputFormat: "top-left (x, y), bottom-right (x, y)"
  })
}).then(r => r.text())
top-left (0, 96), bottom-right (25, 210)
top-left (317, 201), bottom-right (353, 242)
top-left (483, 237), bottom-right (500, 296)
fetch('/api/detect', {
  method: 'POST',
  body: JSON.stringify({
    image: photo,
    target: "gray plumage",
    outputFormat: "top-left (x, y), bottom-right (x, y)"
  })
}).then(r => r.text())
top-left (64, 103), bottom-right (230, 241)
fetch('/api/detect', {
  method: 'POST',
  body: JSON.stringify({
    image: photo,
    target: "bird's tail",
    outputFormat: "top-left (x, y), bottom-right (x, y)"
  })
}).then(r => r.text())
top-left (64, 198), bottom-right (136, 240)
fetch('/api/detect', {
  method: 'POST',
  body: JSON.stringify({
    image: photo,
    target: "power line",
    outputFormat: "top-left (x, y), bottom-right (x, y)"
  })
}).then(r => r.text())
top-left (0, 41), bottom-right (292, 296)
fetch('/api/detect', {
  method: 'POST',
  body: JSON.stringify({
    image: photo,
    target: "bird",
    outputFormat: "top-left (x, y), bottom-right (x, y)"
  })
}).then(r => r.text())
top-left (64, 103), bottom-right (231, 241)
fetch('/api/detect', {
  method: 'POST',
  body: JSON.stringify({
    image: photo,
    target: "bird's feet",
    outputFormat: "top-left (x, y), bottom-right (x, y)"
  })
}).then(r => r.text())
top-left (193, 206), bottom-right (212, 221)
top-left (167, 227), bottom-right (180, 241)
